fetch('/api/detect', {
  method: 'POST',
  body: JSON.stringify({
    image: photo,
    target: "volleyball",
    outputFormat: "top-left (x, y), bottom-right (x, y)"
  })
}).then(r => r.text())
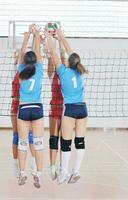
top-left (45, 22), bottom-right (59, 34)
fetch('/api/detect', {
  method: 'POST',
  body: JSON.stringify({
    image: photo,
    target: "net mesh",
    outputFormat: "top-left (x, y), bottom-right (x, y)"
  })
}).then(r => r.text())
top-left (0, 49), bottom-right (128, 117)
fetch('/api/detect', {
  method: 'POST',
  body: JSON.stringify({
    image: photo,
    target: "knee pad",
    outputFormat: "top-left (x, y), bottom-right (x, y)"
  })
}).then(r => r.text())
top-left (75, 137), bottom-right (85, 149)
top-left (13, 132), bottom-right (19, 145)
top-left (33, 137), bottom-right (44, 151)
top-left (18, 138), bottom-right (28, 151)
top-left (61, 137), bottom-right (72, 152)
top-left (29, 131), bottom-right (33, 144)
top-left (49, 136), bottom-right (59, 150)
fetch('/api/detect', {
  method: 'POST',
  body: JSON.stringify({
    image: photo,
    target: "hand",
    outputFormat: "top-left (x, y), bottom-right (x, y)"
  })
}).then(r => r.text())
top-left (44, 29), bottom-right (51, 37)
top-left (40, 34), bottom-right (46, 44)
top-left (53, 34), bottom-right (60, 41)
top-left (29, 24), bottom-right (36, 33)
top-left (36, 25), bottom-right (42, 33)
top-left (56, 28), bottom-right (62, 35)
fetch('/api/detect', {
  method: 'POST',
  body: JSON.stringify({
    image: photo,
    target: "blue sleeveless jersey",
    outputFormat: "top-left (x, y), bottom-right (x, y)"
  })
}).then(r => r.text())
top-left (18, 62), bottom-right (43, 103)
top-left (57, 64), bottom-right (85, 104)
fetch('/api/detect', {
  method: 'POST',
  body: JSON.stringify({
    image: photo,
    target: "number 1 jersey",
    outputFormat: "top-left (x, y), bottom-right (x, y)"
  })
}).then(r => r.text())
top-left (57, 64), bottom-right (85, 104)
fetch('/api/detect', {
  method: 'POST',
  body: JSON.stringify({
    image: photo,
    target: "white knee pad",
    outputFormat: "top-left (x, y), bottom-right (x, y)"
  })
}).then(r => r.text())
top-left (33, 137), bottom-right (44, 151)
top-left (18, 138), bottom-right (28, 151)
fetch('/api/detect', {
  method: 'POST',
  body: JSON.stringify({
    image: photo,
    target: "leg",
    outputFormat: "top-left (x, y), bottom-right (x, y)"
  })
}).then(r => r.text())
top-left (28, 130), bottom-right (36, 172)
top-left (69, 118), bottom-right (88, 183)
top-left (11, 115), bottom-right (18, 159)
top-left (49, 117), bottom-right (60, 165)
top-left (17, 118), bottom-right (30, 185)
top-left (17, 119), bottom-right (30, 172)
top-left (31, 118), bottom-right (44, 188)
top-left (58, 116), bottom-right (75, 184)
top-left (49, 117), bottom-right (61, 180)
top-left (11, 115), bottom-right (19, 177)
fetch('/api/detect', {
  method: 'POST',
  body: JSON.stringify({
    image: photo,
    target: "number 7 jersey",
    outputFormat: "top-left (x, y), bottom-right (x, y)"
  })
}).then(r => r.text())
top-left (57, 64), bottom-right (85, 104)
top-left (18, 63), bottom-right (43, 103)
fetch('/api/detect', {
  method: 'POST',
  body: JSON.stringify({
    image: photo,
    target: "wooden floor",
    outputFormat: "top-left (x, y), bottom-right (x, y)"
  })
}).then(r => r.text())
top-left (0, 128), bottom-right (128, 200)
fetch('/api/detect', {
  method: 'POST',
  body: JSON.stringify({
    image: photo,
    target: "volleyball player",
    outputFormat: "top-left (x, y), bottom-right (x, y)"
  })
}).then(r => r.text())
top-left (17, 25), bottom-right (44, 188)
top-left (45, 27), bottom-right (88, 184)
top-left (45, 28), bottom-right (66, 180)
top-left (11, 49), bottom-right (36, 177)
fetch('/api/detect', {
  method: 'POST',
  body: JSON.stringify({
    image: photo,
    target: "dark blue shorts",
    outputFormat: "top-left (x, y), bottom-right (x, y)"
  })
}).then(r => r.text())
top-left (18, 103), bottom-right (43, 121)
top-left (64, 103), bottom-right (88, 119)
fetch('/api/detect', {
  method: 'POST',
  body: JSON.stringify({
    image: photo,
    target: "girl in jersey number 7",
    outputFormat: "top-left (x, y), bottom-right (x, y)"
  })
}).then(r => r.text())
top-left (11, 47), bottom-right (36, 178)
top-left (17, 25), bottom-right (44, 188)
top-left (45, 28), bottom-right (88, 184)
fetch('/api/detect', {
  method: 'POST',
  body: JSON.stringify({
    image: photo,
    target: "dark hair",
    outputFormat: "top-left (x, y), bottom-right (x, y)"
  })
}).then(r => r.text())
top-left (68, 53), bottom-right (88, 75)
top-left (19, 51), bottom-right (37, 80)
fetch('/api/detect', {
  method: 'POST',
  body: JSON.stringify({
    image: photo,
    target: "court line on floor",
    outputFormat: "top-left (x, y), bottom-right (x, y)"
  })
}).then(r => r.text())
top-left (102, 140), bottom-right (128, 166)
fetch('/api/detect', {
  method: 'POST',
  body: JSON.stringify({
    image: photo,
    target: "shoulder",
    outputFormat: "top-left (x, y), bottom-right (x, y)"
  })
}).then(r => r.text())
top-left (36, 62), bottom-right (43, 69)
top-left (57, 64), bottom-right (67, 76)
top-left (35, 62), bottom-right (43, 75)
top-left (18, 64), bottom-right (25, 73)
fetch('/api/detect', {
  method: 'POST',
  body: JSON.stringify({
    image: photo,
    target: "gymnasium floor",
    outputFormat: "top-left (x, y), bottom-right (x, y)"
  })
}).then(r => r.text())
top-left (0, 128), bottom-right (128, 200)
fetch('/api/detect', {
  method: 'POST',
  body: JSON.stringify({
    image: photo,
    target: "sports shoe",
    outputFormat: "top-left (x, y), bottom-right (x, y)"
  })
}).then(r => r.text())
top-left (18, 171), bottom-right (27, 185)
top-left (68, 172), bottom-right (80, 184)
top-left (57, 172), bottom-right (70, 185)
top-left (31, 158), bottom-right (37, 174)
top-left (50, 165), bottom-right (57, 180)
top-left (33, 172), bottom-right (42, 188)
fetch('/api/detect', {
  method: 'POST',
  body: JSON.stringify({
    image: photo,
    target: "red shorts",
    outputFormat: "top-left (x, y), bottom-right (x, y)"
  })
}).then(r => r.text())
top-left (12, 72), bottom-right (20, 98)
top-left (11, 99), bottom-right (19, 115)
top-left (49, 104), bottom-right (63, 119)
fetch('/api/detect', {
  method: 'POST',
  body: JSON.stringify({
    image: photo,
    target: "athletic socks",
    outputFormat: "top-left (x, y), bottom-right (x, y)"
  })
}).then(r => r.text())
top-left (50, 165), bottom-right (57, 180)
top-left (13, 158), bottom-right (19, 178)
top-left (61, 151), bottom-right (71, 175)
top-left (73, 149), bottom-right (85, 174)
top-left (31, 157), bottom-right (37, 172)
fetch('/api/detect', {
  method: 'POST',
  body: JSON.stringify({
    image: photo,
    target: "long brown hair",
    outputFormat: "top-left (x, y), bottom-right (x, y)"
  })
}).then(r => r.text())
top-left (19, 51), bottom-right (37, 80)
top-left (68, 53), bottom-right (88, 74)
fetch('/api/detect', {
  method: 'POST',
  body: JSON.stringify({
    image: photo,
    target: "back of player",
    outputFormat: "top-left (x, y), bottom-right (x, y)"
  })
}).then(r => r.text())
top-left (45, 28), bottom-right (88, 184)
top-left (18, 62), bottom-right (43, 104)
top-left (17, 25), bottom-right (44, 188)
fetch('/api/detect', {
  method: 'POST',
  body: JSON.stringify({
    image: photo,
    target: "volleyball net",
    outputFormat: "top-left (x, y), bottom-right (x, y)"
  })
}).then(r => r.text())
top-left (0, 50), bottom-right (128, 118)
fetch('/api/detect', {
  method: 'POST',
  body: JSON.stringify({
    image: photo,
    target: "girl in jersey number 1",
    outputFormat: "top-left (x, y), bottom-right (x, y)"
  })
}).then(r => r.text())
top-left (45, 27), bottom-right (88, 184)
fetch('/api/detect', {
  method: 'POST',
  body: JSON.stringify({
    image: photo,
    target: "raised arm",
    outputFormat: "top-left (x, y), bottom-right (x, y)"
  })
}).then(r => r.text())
top-left (18, 24), bottom-right (34, 64)
top-left (35, 30), bottom-right (42, 62)
top-left (53, 34), bottom-right (66, 65)
top-left (47, 57), bottom-right (55, 77)
top-left (32, 34), bottom-right (36, 52)
top-left (41, 35), bottom-right (55, 77)
top-left (18, 32), bottom-right (30, 64)
top-left (13, 49), bottom-right (19, 66)
top-left (45, 31), bottom-right (61, 68)
top-left (56, 29), bottom-right (74, 56)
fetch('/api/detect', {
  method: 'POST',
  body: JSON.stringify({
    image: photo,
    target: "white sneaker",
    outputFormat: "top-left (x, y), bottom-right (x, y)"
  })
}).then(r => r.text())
top-left (57, 172), bottom-right (70, 185)
top-left (50, 165), bottom-right (57, 181)
top-left (18, 171), bottom-right (27, 185)
top-left (68, 172), bottom-right (80, 184)
top-left (33, 172), bottom-right (42, 188)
